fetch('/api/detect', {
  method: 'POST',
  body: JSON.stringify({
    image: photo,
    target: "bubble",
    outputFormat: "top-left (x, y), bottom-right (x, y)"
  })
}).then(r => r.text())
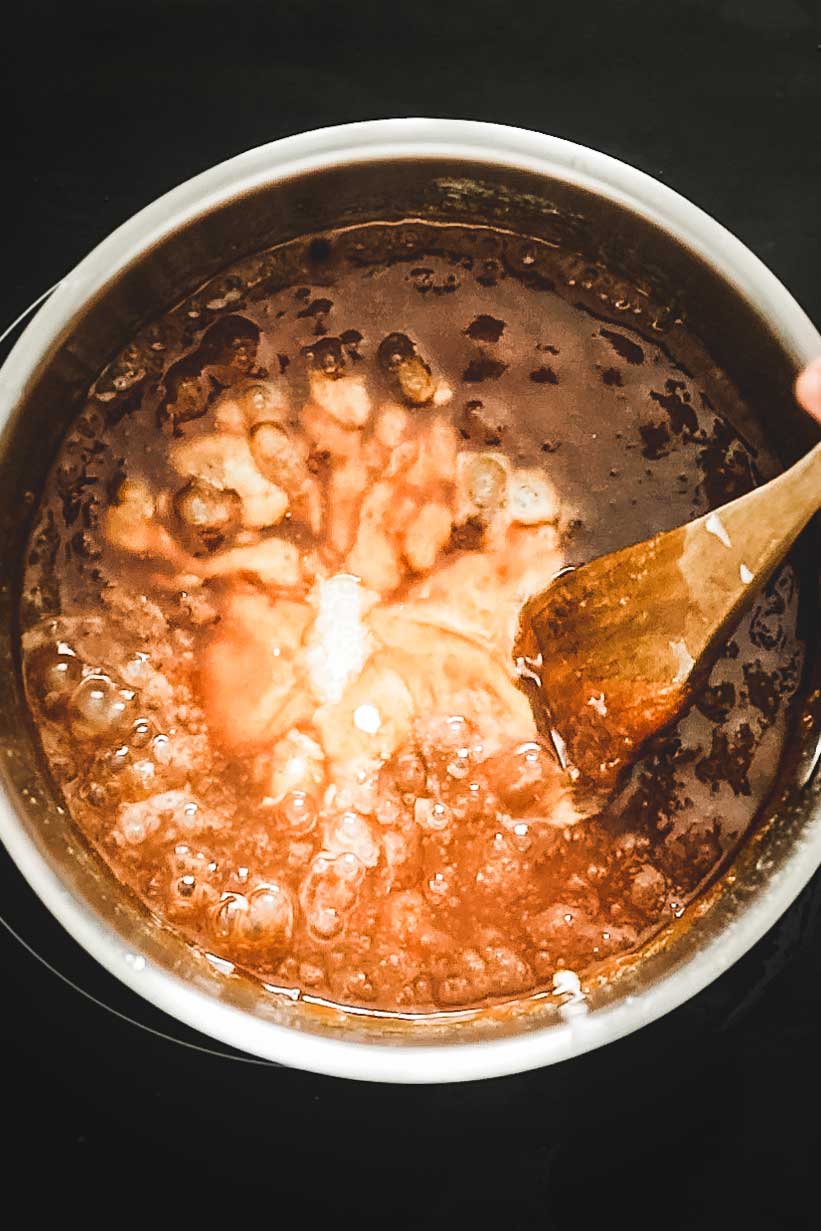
top-left (287, 839), bottom-right (315, 871)
top-left (411, 975), bottom-right (434, 1005)
top-left (31, 645), bottom-right (82, 702)
top-left (177, 875), bottom-right (196, 899)
top-left (174, 478), bottom-right (241, 538)
top-left (390, 747), bottom-right (427, 797)
top-left (118, 800), bottom-right (161, 846)
top-left (630, 864), bottom-right (667, 913)
top-left (425, 870), bottom-right (450, 900)
top-left (374, 793), bottom-right (402, 827)
top-left (242, 883), bottom-right (294, 947)
top-left (508, 470), bottom-right (557, 525)
top-left (298, 960), bottom-right (325, 987)
top-left (249, 422), bottom-right (305, 487)
top-left (463, 453), bottom-right (508, 512)
top-left (279, 790), bottom-right (317, 835)
top-left (79, 780), bottom-right (108, 809)
top-left (414, 798), bottom-right (451, 832)
top-left (213, 892), bottom-right (248, 940)
top-left (375, 333), bottom-right (434, 404)
top-left (382, 826), bottom-right (421, 883)
top-left (488, 740), bottom-right (559, 813)
top-left (307, 906), bottom-right (341, 942)
top-left (152, 734), bottom-right (172, 765)
top-left (308, 336), bottom-right (345, 376)
top-left (435, 975), bottom-right (473, 1006)
top-left (130, 718), bottom-right (155, 749)
top-left (108, 745), bottom-right (131, 773)
top-left (446, 745), bottom-right (471, 779)
top-left (166, 845), bottom-right (218, 913)
top-left (333, 969), bottom-right (376, 1003)
top-left (383, 889), bottom-right (428, 944)
top-left (377, 332), bottom-right (415, 372)
top-left (179, 800), bottom-right (199, 828)
top-left (120, 813), bottom-right (156, 845)
top-left (435, 949), bottom-right (488, 1006)
top-left (331, 768), bottom-right (379, 817)
top-left (68, 675), bottom-right (136, 741)
top-left (323, 811), bottom-right (380, 866)
top-left (242, 381), bottom-right (280, 415)
top-left (483, 944), bottom-right (532, 996)
top-left (116, 477), bottom-right (155, 519)
top-left (300, 852), bottom-right (364, 941)
top-left (170, 843), bottom-right (203, 873)
top-left (473, 832), bottom-right (531, 902)
top-left (510, 821), bottom-right (531, 851)
top-left (130, 758), bottom-right (157, 793)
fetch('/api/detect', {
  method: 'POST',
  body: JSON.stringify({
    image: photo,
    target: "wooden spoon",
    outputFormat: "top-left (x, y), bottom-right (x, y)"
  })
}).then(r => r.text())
top-left (517, 441), bottom-right (821, 794)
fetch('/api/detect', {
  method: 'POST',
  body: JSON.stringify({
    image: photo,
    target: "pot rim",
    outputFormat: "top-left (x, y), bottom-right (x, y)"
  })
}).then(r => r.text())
top-left (1, 117), bottom-right (819, 1083)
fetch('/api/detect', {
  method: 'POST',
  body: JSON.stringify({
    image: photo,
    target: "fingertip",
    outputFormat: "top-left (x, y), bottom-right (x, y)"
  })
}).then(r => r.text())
top-left (794, 356), bottom-right (821, 421)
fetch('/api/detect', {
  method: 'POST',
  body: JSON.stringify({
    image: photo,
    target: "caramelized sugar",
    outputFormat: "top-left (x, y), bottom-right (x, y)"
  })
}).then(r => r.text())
top-left (20, 223), bottom-right (803, 1013)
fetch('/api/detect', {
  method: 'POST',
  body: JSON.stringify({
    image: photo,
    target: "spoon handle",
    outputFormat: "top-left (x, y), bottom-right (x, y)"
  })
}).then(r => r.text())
top-left (699, 439), bottom-right (821, 577)
top-left (679, 441), bottom-right (821, 636)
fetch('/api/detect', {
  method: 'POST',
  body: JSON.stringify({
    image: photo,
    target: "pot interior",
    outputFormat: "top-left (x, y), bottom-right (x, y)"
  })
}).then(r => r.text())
top-left (0, 153), bottom-right (818, 1054)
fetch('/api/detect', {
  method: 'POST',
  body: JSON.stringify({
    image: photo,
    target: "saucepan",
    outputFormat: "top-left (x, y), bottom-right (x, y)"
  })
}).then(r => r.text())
top-left (0, 118), bottom-right (818, 1082)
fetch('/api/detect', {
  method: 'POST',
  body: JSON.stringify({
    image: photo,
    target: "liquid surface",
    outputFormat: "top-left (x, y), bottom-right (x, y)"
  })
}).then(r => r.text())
top-left (21, 223), bottom-right (803, 1013)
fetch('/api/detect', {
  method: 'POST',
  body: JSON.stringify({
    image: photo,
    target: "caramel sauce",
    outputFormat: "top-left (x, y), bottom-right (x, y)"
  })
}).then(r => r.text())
top-left (20, 223), bottom-right (803, 1013)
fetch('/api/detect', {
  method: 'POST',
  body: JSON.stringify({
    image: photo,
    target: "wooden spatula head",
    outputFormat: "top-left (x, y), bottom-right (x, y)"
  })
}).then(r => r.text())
top-left (518, 442), bottom-right (821, 792)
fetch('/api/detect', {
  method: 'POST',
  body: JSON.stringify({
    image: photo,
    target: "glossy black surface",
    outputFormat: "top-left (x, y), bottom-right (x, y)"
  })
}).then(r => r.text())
top-left (2, 0), bottom-right (820, 1222)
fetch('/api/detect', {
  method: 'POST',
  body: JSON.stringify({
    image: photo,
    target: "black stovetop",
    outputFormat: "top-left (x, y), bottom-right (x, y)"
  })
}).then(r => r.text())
top-left (3, 1), bottom-right (820, 1222)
